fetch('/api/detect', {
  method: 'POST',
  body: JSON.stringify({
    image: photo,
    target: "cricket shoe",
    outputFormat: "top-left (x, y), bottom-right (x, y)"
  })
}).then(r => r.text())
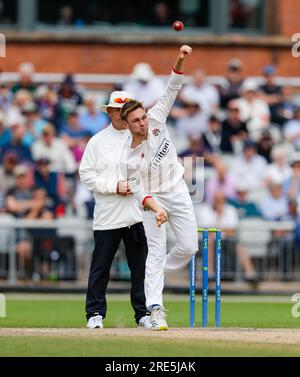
top-left (150, 306), bottom-right (168, 331)
top-left (87, 315), bottom-right (103, 329)
top-left (138, 315), bottom-right (153, 329)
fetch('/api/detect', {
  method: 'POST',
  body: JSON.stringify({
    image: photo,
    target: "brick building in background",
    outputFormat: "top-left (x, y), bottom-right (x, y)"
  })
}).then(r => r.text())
top-left (0, 0), bottom-right (299, 78)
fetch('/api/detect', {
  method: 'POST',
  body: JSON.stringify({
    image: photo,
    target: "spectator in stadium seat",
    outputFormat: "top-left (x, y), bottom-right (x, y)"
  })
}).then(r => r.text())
top-left (60, 111), bottom-right (89, 163)
top-left (57, 74), bottom-right (83, 128)
top-left (0, 111), bottom-right (10, 146)
top-left (34, 157), bottom-right (66, 214)
top-left (123, 63), bottom-right (165, 110)
top-left (256, 130), bottom-right (275, 163)
top-left (31, 123), bottom-right (76, 175)
top-left (276, 86), bottom-right (296, 126)
top-left (264, 144), bottom-right (292, 186)
top-left (172, 97), bottom-right (208, 140)
top-left (6, 165), bottom-right (53, 219)
top-left (198, 191), bottom-right (257, 280)
top-left (0, 151), bottom-right (18, 194)
top-left (283, 198), bottom-right (300, 249)
top-left (21, 102), bottom-right (48, 147)
top-left (0, 82), bottom-right (13, 113)
top-left (0, 121), bottom-right (33, 164)
top-left (6, 90), bottom-right (33, 126)
top-left (283, 153), bottom-right (300, 201)
top-left (57, 5), bottom-right (74, 25)
top-left (35, 85), bottom-right (60, 129)
top-left (151, 2), bottom-right (172, 26)
top-left (283, 108), bottom-right (300, 151)
top-left (235, 79), bottom-right (270, 140)
top-left (178, 134), bottom-right (218, 168)
top-left (218, 58), bottom-right (244, 109)
top-left (202, 114), bottom-right (228, 154)
top-left (180, 69), bottom-right (220, 116)
top-left (5, 165), bottom-right (54, 271)
top-left (260, 65), bottom-right (282, 124)
top-left (228, 182), bottom-right (262, 218)
top-left (259, 179), bottom-right (289, 221)
top-left (80, 97), bottom-right (109, 135)
top-left (230, 140), bottom-right (267, 192)
top-left (205, 161), bottom-right (237, 204)
top-left (221, 100), bottom-right (248, 153)
top-left (11, 62), bottom-right (37, 94)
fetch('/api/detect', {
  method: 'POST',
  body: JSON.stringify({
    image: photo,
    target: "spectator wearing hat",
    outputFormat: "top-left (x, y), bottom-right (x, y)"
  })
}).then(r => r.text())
top-left (221, 100), bottom-right (248, 153)
top-left (123, 63), bottom-right (164, 110)
top-left (31, 123), bottom-right (76, 175)
top-left (283, 108), bottom-right (300, 151)
top-left (11, 62), bottom-right (37, 94)
top-left (218, 58), bottom-right (244, 108)
top-left (230, 140), bottom-right (267, 192)
top-left (180, 69), bottom-right (220, 117)
top-left (34, 157), bottom-right (66, 215)
top-left (235, 79), bottom-right (270, 139)
top-left (0, 121), bottom-right (33, 164)
top-left (80, 97), bottom-right (109, 135)
top-left (260, 65), bottom-right (282, 124)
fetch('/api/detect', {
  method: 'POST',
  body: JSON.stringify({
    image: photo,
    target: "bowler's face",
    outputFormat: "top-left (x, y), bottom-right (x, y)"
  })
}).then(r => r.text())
top-left (126, 108), bottom-right (148, 138)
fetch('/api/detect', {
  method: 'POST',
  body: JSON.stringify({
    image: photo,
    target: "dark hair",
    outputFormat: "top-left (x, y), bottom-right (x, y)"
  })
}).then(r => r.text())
top-left (120, 100), bottom-right (144, 121)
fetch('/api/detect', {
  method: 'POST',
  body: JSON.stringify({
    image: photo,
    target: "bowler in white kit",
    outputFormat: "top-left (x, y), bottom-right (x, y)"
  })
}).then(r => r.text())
top-left (120, 45), bottom-right (198, 330)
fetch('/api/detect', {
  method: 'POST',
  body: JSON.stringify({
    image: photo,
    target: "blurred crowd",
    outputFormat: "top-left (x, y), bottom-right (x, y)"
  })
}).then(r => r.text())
top-left (1, 56), bottom-right (300, 280)
top-left (0, 62), bottom-right (110, 226)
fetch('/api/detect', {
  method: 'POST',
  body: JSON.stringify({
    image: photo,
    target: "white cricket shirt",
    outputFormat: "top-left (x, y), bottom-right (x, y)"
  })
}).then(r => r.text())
top-left (121, 71), bottom-right (185, 203)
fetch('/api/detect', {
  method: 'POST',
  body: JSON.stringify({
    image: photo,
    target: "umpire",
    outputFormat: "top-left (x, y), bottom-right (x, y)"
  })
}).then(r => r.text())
top-left (79, 91), bottom-right (150, 329)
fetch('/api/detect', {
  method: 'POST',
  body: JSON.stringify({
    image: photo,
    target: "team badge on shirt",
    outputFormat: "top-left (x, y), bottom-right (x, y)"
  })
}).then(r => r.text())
top-left (152, 128), bottom-right (160, 137)
top-left (141, 153), bottom-right (145, 159)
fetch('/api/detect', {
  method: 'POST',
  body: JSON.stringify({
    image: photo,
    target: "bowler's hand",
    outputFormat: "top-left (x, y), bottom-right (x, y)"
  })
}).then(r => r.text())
top-left (179, 45), bottom-right (192, 59)
top-left (156, 208), bottom-right (168, 227)
top-left (117, 180), bottom-right (132, 196)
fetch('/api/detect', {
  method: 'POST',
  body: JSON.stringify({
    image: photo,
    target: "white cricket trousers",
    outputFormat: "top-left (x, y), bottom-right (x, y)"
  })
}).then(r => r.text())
top-left (143, 182), bottom-right (198, 309)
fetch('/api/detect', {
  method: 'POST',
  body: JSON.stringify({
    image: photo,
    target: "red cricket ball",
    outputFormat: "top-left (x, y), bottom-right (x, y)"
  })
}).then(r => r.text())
top-left (173, 21), bottom-right (184, 32)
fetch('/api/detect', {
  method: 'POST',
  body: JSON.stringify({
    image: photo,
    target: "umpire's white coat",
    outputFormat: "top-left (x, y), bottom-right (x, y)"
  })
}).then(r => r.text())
top-left (79, 125), bottom-right (142, 230)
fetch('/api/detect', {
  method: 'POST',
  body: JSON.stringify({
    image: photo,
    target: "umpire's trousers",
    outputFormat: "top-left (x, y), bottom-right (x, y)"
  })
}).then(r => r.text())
top-left (86, 222), bottom-right (148, 324)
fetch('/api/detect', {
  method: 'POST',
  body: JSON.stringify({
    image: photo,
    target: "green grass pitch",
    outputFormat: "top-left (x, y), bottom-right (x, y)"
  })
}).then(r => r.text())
top-left (0, 294), bottom-right (300, 357)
